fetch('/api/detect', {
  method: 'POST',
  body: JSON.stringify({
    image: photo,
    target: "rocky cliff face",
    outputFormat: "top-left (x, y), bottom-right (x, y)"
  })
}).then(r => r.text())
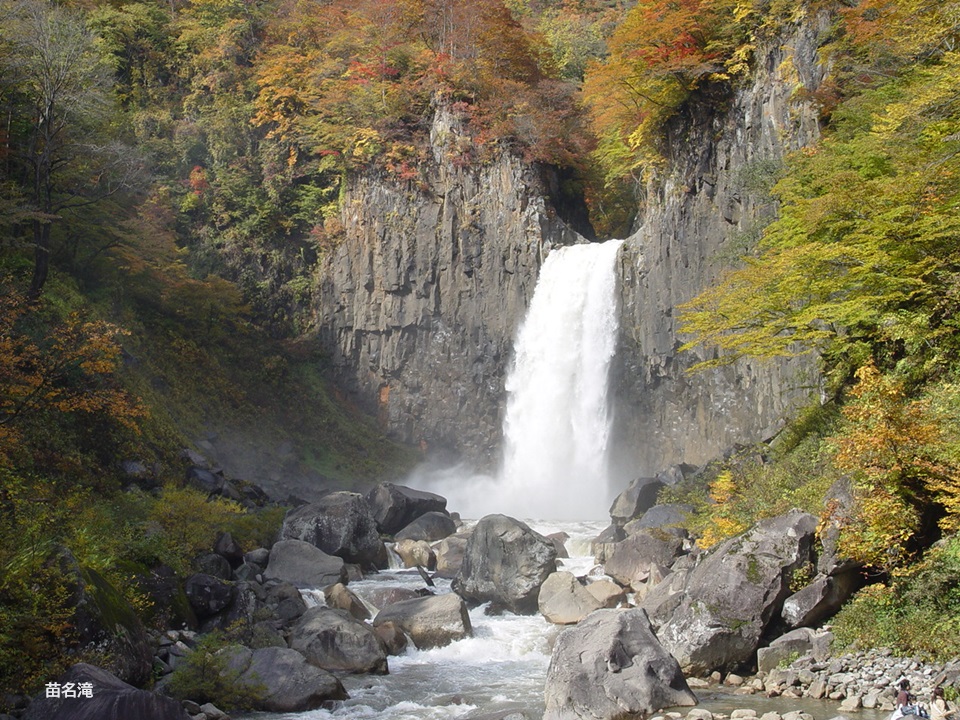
top-left (609, 17), bottom-right (831, 480)
top-left (317, 17), bottom-right (831, 483)
top-left (317, 110), bottom-right (583, 467)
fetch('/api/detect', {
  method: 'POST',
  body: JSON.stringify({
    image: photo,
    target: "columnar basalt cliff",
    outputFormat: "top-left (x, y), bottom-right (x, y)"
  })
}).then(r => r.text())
top-left (317, 17), bottom-right (831, 482)
top-left (316, 110), bottom-right (584, 466)
top-left (608, 17), bottom-right (831, 480)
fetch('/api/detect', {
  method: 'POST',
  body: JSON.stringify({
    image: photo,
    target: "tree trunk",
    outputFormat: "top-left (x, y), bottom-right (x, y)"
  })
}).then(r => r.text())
top-left (28, 220), bottom-right (51, 301)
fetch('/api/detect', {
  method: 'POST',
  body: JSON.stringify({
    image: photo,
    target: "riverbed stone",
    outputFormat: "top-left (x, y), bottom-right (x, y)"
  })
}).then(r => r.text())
top-left (543, 607), bottom-right (697, 720)
top-left (537, 571), bottom-right (604, 625)
top-left (289, 606), bottom-right (388, 674)
top-left (434, 535), bottom-right (468, 578)
top-left (585, 578), bottom-right (626, 608)
top-left (223, 645), bottom-right (348, 712)
top-left (453, 514), bottom-right (557, 615)
top-left (394, 538), bottom-right (436, 570)
top-left (602, 531), bottom-right (683, 590)
top-left (324, 582), bottom-right (371, 621)
top-left (394, 511), bottom-right (457, 542)
top-left (264, 539), bottom-right (346, 589)
top-left (373, 592), bottom-right (472, 649)
top-left (610, 477), bottom-right (667, 526)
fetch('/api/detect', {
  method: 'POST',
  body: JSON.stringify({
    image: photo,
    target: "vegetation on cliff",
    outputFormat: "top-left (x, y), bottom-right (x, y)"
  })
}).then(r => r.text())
top-left (2, 0), bottom-right (960, 699)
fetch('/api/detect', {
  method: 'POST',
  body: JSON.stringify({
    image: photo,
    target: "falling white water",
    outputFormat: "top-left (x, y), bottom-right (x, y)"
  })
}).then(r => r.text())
top-left (498, 239), bottom-right (624, 520)
top-left (426, 240), bottom-right (624, 521)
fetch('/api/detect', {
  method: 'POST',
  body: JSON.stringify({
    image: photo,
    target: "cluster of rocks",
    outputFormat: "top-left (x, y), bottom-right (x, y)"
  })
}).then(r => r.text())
top-left (22, 464), bottom-right (960, 720)
top-left (758, 645), bottom-right (960, 711)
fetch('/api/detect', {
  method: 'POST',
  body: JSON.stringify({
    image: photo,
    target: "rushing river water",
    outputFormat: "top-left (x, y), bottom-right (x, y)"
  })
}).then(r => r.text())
top-left (237, 520), bottom-right (890, 720)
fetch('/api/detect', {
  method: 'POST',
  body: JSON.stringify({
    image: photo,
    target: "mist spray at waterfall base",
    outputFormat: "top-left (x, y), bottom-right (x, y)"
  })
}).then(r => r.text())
top-left (418, 239), bottom-right (624, 521)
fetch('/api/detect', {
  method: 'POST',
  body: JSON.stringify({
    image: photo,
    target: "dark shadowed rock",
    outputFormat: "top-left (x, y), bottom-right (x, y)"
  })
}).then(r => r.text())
top-left (644, 509), bottom-right (818, 674)
top-left (185, 466), bottom-right (223, 495)
top-left (394, 511), bottom-right (457, 542)
top-left (213, 532), bottom-right (245, 567)
top-left (453, 514), bottom-right (557, 615)
top-left (543, 608), bottom-right (697, 720)
top-left (264, 539), bottom-right (346, 589)
top-left (603, 531), bottom-right (683, 590)
top-left (224, 645), bottom-right (347, 712)
top-left (289, 606), bottom-right (388, 674)
top-left (59, 554), bottom-right (153, 685)
top-left (609, 477), bottom-right (667, 527)
top-left (185, 573), bottom-right (236, 619)
top-left (281, 492), bottom-right (387, 569)
top-left (366, 483), bottom-right (448, 535)
top-left (23, 664), bottom-right (188, 720)
top-left (538, 571), bottom-right (603, 625)
top-left (192, 552), bottom-right (232, 580)
top-left (373, 593), bottom-right (472, 649)
top-left (591, 524), bottom-right (626, 564)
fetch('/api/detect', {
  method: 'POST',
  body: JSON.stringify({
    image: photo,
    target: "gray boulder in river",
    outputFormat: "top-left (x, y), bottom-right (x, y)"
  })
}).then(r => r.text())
top-left (280, 491), bottom-right (388, 569)
top-left (366, 482), bottom-right (448, 536)
top-left (644, 509), bottom-right (818, 675)
top-left (222, 645), bottom-right (347, 712)
top-left (452, 514), bottom-right (557, 614)
top-left (373, 593), bottom-right (472, 649)
top-left (543, 607), bottom-right (697, 720)
top-left (289, 606), bottom-right (388, 675)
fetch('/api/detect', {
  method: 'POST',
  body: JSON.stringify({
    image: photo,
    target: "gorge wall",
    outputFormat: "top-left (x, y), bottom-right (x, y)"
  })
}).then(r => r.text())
top-left (608, 15), bottom-right (831, 479)
top-left (316, 16), bottom-right (832, 484)
top-left (316, 110), bottom-right (584, 468)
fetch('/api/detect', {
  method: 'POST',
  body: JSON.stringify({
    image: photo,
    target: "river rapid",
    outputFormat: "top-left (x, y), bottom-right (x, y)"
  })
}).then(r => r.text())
top-left (237, 519), bottom-right (888, 720)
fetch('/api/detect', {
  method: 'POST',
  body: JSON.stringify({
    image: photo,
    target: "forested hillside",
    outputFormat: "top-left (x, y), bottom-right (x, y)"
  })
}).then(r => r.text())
top-left (2, 0), bottom-right (960, 706)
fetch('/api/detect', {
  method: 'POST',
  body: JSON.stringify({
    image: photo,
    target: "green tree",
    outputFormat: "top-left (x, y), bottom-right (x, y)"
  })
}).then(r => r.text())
top-left (1, 0), bottom-right (145, 298)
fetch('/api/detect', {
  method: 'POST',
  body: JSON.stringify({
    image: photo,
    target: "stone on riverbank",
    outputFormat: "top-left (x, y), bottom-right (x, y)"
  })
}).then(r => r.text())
top-left (543, 607), bottom-right (697, 720)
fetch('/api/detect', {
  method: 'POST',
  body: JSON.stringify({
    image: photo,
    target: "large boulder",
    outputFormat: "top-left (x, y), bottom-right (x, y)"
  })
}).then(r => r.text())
top-left (756, 627), bottom-right (833, 674)
top-left (538, 571), bottom-right (604, 625)
top-left (543, 608), bottom-right (697, 720)
top-left (453, 514), bottom-right (557, 614)
top-left (394, 511), bottom-right (457, 542)
top-left (23, 664), bottom-right (189, 720)
top-left (591, 524), bottom-right (626, 564)
top-left (264, 539), bottom-right (346, 589)
top-left (609, 477), bottom-right (666, 527)
top-left (781, 571), bottom-right (861, 628)
top-left (366, 483), bottom-right (448, 535)
top-left (184, 573), bottom-right (236, 620)
top-left (603, 531), bottom-right (683, 590)
top-left (60, 555), bottom-right (153, 686)
top-left (644, 509), bottom-right (818, 675)
top-left (224, 645), bottom-right (347, 712)
top-left (631, 504), bottom-right (694, 532)
top-left (281, 492), bottom-right (387, 569)
top-left (289, 606), bottom-right (388, 674)
top-left (373, 593), bottom-right (472, 649)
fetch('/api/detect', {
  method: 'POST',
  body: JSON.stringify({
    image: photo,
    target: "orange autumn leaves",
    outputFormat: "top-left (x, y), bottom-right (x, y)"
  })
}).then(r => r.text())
top-left (0, 292), bottom-right (144, 464)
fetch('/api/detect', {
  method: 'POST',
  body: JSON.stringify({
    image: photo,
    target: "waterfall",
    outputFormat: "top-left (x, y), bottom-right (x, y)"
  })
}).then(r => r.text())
top-left (497, 239), bottom-right (624, 520)
top-left (415, 239), bottom-right (624, 521)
